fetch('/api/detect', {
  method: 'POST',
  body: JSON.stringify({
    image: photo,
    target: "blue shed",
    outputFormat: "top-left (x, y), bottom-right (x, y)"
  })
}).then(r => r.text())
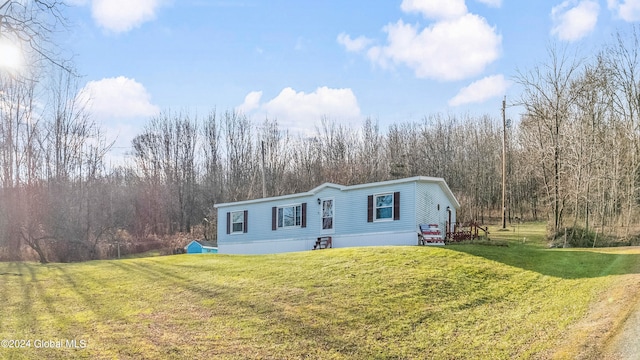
top-left (185, 240), bottom-right (218, 254)
top-left (214, 176), bottom-right (460, 255)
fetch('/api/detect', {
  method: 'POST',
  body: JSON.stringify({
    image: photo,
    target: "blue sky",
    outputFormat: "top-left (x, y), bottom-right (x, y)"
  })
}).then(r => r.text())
top-left (56, 0), bottom-right (640, 158)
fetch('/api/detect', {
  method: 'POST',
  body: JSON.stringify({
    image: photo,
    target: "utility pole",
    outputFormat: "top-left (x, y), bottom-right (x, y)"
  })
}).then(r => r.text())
top-left (261, 140), bottom-right (267, 198)
top-left (501, 96), bottom-right (507, 229)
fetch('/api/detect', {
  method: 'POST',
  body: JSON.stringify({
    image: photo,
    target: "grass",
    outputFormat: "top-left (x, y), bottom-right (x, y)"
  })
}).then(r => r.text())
top-left (119, 249), bottom-right (164, 259)
top-left (1, 222), bottom-right (639, 359)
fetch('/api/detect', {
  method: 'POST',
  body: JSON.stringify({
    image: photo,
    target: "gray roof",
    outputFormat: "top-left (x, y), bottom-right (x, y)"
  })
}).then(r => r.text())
top-left (214, 176), bottom-right (460, 209)
top-left (194, 240), bottom-right (217, 248)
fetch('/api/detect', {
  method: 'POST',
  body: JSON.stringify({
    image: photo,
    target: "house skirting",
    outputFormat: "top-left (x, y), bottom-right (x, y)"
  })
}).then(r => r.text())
top-left (218, 230), bottom-right (418, 255)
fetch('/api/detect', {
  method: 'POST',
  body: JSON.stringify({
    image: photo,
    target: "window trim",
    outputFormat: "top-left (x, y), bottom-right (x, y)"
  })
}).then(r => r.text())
top-left (230, 210), bottom-right (246, 234)
top-left (374, 192), bottom-right (394, 222)
top-left (320, 198), bottom-right (335, 234)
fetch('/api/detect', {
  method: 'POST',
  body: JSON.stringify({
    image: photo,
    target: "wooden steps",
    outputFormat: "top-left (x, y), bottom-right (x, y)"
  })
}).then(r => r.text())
top-left (313, 236), bottom-right (332, 250)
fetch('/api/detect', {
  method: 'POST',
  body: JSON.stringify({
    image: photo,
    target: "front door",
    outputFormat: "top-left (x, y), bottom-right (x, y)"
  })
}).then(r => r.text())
top-left (321, 198), bottom-right (334, 233)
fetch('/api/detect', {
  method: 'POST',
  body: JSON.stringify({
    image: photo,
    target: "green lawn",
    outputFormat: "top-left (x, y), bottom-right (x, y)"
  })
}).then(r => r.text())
top-left (1, 223), bottom-right (639, 359)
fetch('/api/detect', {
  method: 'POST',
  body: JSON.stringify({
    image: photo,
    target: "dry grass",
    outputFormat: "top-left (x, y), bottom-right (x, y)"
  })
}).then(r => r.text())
top-left (552, 247), bottom-right (640, 359)
top-left (1, 223), bottom-right (639, 359)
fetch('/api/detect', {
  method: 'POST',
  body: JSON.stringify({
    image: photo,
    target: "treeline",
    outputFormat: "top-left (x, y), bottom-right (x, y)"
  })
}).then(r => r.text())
top-left (4, 15), bottom-right (640, 261)
top-left (130, 111), bottom-right (512, 239)
top-left (517, 31), bottom-right (640, 239)
top-left (0, 92), bottom-right (515, 262)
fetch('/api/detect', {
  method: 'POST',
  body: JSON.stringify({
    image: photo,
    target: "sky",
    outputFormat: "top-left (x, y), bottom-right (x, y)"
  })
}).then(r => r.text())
top-left (53, 0), bottom-right (640, 160)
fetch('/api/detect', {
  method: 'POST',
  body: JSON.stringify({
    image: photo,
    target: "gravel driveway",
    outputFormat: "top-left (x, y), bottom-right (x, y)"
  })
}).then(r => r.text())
top-left (601, 290), bottom-right (640, 359)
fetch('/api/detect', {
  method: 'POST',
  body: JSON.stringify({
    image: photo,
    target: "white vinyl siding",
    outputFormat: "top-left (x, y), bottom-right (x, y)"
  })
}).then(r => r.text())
top-left (214, 177), bottom-right (458, 254)
top-left (415, 182), bottom-right (456, 235)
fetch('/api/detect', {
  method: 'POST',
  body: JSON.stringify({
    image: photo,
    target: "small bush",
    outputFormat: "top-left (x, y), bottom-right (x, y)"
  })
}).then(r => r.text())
top-left (552, 227), bottom-right (619, 248)
top-left (451, 238), bottom-right (509, 247)
top-left (625, 235), bottom-right (640, 246)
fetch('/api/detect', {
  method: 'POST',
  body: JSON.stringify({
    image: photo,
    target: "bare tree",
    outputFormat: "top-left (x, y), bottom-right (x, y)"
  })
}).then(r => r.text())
top-left (0, 0), bottom-right (72, 73)
top-left (258, 117), bottom-right (290, 196)
top-left (316, 117), bottom-right (355, 184)
top-left (516, 46), bottom-right (583, 234)
top-left (357, 117), bottom-right (386, 183)
top-left (43, 67), bottom-right (111, 262)
top-left (599, 29), bottom-right (640, 235)
top-left (132, 110), bottom-right (198, 234)
top-left (222, 110), bottom-right (256, 201)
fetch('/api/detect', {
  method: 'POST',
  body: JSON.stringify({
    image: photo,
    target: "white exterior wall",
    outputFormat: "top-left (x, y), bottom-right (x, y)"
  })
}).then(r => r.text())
top-left (218, 231), bottom-right (418, 255)
top-left (415, 182), bottom-right (457, 238)
top-left (215, 177), bottom-right (459, 254)
top-left (216, 187), bottom-right (345, 245)
top-left (336, 182), bottom-right (416, 237)
top-left (219, 238), bottom-right (314, 255)
top-left (333, 231), bottom-right (417, 248)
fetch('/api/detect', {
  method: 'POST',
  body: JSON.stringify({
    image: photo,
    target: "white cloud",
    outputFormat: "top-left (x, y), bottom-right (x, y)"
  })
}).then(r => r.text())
top-left (339, 1), bottom-right (502, 82)
top-left (77, 76), bottom-right (160, 166)
top-left (236, 91), bottom-right (263, 114)
top-left (608, 0), bottom-right (640, 21)
top-left (77, 0), bottom-right (165, 33)
top-left (551, 0), bottom-right (600, 41)
top-left (367, 15), bottom-right (501, 81)
top-left (238, 87), bottom-right (362, 134)
top-left (337, 33), bottom-right (373, 53)
top-left (78, 76), bottom-right (159, 120)
top-left (449, 74), bottom-right (510, 106)
top-left (475, 0), bottom-right (502, 7)
top-left (400, 0), bottom-right (468, 20)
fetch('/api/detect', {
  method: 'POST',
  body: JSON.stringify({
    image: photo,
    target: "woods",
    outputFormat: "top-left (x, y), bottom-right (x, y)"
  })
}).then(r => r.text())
top-left (0, 99), bottom-right (511, 262)
top-left (3, 3), bottom-right (640, 262)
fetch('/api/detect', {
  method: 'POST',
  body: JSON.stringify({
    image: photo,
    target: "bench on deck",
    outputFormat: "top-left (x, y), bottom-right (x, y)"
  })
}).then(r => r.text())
top-left (418, 224), bottom-right (444, 246)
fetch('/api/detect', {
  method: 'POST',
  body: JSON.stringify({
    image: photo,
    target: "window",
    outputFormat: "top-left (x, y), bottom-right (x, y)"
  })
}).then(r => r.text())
top-left (231, 211), bottom-right (245, 233)
top-left (272, 203), bottom-right (307, 230)
top-left (227, 210), bottom-right (248, 234)
top-left (375, 194), bottom-right (393, 220)
top-left (368, 192), bottom-right (400, 222)
top-left (322, 199), bottom-right (334, 231)
top-left (278, 204), bottom-right (302, 228)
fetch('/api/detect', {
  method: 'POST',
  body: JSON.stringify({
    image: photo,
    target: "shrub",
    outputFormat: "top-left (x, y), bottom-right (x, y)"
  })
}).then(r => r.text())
top-left (453, 238), bottom-right (509, 247)
top-left (552, 227), bottom-right (620, 248)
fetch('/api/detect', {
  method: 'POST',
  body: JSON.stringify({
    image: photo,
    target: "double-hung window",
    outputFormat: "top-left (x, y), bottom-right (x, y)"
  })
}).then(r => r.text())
top-left (231, 211), bottom-right (245, 233)
top-left (375, 193), bottom-right (394, 220)
top-left (227, 210), bottom-right (248, 234)
top-left (368, 192), bottom-right (400, 222)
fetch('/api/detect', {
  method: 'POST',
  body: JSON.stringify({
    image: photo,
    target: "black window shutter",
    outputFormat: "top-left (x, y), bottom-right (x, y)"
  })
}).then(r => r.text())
top-left (272, 207), bottom-right (277, 230)
top-left (243, 210), bottom-right (248, 233)
top-left (393, 192), bottom-right (400, 220)
top-left (301, 203), bottom-right (307, 228)
top-left (226, 212), bottom-right (231, 234)
top-left (367, 195), bottom-right (373, 222)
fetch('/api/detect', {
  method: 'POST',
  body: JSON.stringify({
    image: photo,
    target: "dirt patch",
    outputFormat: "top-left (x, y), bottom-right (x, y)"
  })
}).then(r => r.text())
top-left (549, 255), bottom-right (640, 359)
top-left (599, 287), bottom-right (640, 359)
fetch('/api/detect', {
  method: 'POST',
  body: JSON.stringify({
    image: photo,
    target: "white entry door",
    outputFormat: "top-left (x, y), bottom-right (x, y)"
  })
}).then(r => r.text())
top-left (321, 198), bottom-right (334, 233)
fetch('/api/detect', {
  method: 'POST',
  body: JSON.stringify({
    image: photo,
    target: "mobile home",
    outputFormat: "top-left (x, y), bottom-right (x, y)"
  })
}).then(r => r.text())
top-left (214, 176), bottom-right (459, 254)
